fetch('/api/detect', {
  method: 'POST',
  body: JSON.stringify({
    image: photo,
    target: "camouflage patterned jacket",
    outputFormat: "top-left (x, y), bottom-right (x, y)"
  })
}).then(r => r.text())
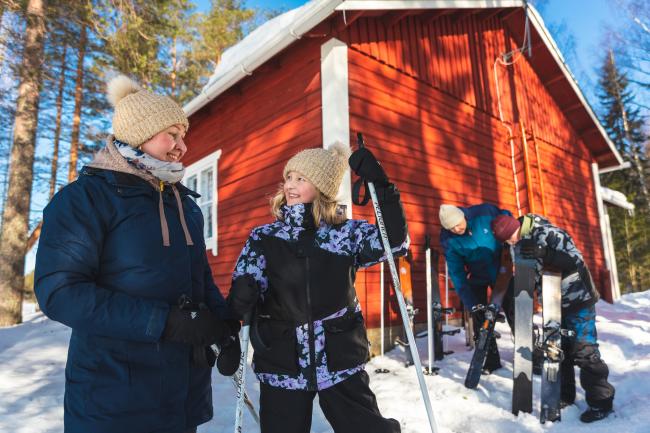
top-left (519, 214), bottom-right (599, 313)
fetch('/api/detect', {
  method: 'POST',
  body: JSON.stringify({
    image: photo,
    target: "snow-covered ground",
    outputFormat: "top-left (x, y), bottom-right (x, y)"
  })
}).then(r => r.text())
top-left (1, 292), bottom-right (649, 433)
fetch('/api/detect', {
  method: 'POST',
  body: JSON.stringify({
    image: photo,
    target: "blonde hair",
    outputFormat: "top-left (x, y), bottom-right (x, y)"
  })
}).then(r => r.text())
top-left (270, 184), bottom-right (346, 226)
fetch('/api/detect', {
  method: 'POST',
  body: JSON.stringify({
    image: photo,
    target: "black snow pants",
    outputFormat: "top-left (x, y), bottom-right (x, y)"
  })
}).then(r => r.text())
top-left (259, 370), bottom-right (401, 433)
top-left (560, 305), bottom-right (615, 409)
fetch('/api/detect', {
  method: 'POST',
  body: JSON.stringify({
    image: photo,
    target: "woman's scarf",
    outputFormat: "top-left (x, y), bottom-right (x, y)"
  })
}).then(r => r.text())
top-left (114, 139), bottom-right (185, 183)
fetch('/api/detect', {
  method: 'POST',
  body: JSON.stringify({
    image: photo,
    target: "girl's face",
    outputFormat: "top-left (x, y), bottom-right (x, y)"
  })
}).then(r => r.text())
top-left (140, 124), bottom-right (187, 162)
top-left (506, 227), bottom-right (522, 245)
top-left (284, 171), bottom-right (317, 206)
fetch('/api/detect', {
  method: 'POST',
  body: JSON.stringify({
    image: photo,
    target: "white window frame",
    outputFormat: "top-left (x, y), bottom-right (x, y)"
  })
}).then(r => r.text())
top-left (183, 149), bottom-right (222, 256)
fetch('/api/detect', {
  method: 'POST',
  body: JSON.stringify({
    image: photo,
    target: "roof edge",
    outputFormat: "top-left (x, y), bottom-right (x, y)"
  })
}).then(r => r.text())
top-left (182, 0), bottom-right (623, 167)
top-left (184, 0), bottom-right (344, 116)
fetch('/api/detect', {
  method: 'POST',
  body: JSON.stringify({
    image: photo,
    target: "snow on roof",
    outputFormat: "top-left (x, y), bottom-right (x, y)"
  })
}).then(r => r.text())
top-left (182, 0), bottom-right (622, 166)
top-left (601, 186), bottom-right (635, 211)
top-left (184, 0), bottom-right (343, 116)
top-left (204, 1), bottom-right (316, 90)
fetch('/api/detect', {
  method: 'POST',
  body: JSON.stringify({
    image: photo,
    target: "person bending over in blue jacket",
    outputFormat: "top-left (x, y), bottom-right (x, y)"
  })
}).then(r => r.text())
top-left (439, 203), bottom-right (513, 374)
top-left (226, 143), bottom-right (408, 433)
top-left (35, 75), bottom-right (240, 433)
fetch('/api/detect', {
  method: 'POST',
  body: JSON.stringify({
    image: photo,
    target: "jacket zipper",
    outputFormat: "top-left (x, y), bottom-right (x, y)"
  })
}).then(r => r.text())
top-left (305, 256), bottom-right (317, 388)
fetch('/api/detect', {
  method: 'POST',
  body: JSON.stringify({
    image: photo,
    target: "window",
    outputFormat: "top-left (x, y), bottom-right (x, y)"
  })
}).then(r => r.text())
top-left (182, 149), bottom-right (222, 256)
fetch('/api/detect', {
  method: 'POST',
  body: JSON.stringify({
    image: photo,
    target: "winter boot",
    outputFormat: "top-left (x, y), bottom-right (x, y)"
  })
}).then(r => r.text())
top-left (580, 406), bottom-right (613, 423)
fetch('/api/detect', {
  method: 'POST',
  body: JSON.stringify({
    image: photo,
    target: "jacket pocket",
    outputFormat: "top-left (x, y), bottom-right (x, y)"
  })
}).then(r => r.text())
top-left (323, 311), bottom-right (370, 371)
top-left (87, 338), bottom-right (162, 417)
top-left (251, 319), bottom-right (299, 375)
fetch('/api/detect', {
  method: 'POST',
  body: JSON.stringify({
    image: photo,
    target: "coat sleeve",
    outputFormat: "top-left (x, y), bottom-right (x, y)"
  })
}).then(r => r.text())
top-left (203, 252), bottom-right (231, 319)
top-left (34, 180), bottom-right (169, 343)
top-left (354, 220), bottom-right (410, 268)
top-left (231, 229), bottom-right (269, 298)
top-left (443, 247), bottom-right (473, 306)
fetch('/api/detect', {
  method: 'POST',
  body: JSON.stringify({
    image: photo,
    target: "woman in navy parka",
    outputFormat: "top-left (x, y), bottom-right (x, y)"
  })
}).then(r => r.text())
top-left (34, 75), bottom-right (237, 433)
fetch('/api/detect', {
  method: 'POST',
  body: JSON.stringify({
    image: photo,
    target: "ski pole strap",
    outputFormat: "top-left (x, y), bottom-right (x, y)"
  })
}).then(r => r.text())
top-left (352, 176), bottom-right (371, 206)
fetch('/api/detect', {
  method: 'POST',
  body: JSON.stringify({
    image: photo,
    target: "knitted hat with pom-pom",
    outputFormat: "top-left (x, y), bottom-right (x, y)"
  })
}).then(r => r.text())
top-left (283, 143), bottom-right (351, 200)
top-left (107, 74), bottom-right (188, 147)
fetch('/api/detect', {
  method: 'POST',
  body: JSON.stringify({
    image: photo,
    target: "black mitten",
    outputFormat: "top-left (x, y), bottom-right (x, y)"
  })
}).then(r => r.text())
top-left (217, 333), bottom-right (242, 376)
top-left (375, 183), bottom-right (408, 248)
top-left (348, 147), bottom-right (389, 186)
top-left (162, 306), bottom-right (230, 346)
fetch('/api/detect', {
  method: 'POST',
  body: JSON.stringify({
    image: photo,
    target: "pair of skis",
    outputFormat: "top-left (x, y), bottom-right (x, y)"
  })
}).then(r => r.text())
top-left (512, 247), bottom-right (574, 423)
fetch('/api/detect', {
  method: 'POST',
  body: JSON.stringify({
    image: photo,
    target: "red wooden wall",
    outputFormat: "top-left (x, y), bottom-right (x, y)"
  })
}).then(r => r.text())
top-left (335, 14), bottom-right (607, 328)
top-left (184, 38), bottom-right (324, 291)
top-left (184, 10), bottom-right (610, 330)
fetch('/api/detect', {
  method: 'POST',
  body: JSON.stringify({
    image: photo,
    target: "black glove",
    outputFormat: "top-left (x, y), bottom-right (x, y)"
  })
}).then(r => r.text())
top-left (217, 331), bottom-right (242, 376)
top-left (228, 275), bottom-right (259, 320)
top-left (348, 147), bottom-right (389, 186)
top-left (520, 239), bottom-right (547, 259)
top-left (162, 305), bottom-right (230, 346)
top-left (375, 183), bottom-right (407, 248)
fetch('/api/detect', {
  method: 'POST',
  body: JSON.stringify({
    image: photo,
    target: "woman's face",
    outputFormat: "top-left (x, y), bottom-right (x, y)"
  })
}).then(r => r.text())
top-left (284, 171), bottom-right (317, 206)
top-left (140, 124), bottom-right (187, 162)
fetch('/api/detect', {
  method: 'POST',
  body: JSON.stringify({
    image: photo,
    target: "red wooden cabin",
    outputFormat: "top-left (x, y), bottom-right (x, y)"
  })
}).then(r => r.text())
top-left (181, 0), bottom-right (623, 354)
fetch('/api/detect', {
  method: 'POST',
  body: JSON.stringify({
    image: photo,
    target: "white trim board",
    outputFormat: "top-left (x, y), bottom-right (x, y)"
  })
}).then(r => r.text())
top-left (183, 149), bottom-right (222, 256)
top-left (321, 37), bottom-right (353, 219)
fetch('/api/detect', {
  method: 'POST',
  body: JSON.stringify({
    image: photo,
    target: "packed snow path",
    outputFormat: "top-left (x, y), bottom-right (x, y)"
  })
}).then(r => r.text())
top-left (1, 292), bottom-right (649, 433)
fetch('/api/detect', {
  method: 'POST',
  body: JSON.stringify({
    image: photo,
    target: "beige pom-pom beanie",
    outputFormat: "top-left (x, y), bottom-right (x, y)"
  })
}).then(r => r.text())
top-left (107, 74), bottom-right (189, 147)
top-left (439, 204), bottom-right (465, 230)
top-left (283, 143), bottom-right (351, 200)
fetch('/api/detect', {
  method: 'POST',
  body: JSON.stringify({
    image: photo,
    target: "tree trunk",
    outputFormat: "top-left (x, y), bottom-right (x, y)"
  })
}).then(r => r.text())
top-left (0, 0), bottom-right (47, 327)
top-left (50, 45), bottom-right (66, 199)
top-left (171, 36), bottom-right (177, 98)
top-left (67, 24), bottom-right (86, 183)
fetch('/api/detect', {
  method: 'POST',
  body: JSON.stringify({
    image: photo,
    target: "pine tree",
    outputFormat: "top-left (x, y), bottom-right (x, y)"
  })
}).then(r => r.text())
top-left (598, 50), bottom-right (650, 293)
top-left (0, 0), bottom-right (47, 326)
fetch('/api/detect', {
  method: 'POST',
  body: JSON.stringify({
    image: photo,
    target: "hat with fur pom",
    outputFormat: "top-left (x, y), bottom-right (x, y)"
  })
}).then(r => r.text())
top-left (283, 142), bottom-right (351, 199)
top-left (107, 74), bottom-right (189, 147)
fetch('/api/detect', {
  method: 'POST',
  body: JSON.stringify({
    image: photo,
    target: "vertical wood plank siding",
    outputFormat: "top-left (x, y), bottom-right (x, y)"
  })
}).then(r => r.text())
top-left (337, 14), bottom-right (606, 327)
top-left (183, 39), bottom-right (324, 291)
top-left (184, 11), bottom-right (609, 331)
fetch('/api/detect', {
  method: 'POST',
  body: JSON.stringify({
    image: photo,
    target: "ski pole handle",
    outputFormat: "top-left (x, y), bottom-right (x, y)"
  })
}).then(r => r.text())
top-left (357, 132), bottom-right (365, 149)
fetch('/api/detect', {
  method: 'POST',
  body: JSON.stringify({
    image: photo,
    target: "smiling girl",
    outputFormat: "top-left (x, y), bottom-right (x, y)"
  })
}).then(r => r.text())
top-left (227, 143), bottom-right (409, 433)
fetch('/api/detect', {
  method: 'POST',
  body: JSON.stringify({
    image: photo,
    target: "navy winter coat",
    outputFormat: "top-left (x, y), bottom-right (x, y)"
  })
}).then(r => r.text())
top-left (35, 166), bottom-right (228, 433)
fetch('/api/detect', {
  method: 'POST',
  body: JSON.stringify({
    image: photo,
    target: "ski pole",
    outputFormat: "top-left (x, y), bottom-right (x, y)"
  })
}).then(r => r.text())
top-left (234, 313), bottom-right (252, 433)
top-left (425, 234), bottom-right (434, 375)
top-left (380, 261), bottom-right (385, 356)
top-left (209, 334), bottom-right (259, 425)
top-left (357, 133), bottom-right (439, 433)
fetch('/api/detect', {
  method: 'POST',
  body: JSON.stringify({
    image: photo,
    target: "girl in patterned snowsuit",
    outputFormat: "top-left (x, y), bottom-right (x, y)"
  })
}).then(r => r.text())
top-left (227, 144), bottom-right (408, 433)
top-left (491, 213), bottom-right (615, 423)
